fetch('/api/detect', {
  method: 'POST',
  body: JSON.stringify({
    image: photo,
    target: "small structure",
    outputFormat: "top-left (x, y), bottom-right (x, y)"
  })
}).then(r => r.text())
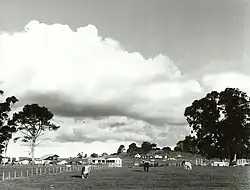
top-left (154, 155), bottom-right (163, 159)
top-left (90, 157), bottom-right (106, 165)
top-left (57, 160), bottom-right (67, 165)
top-left (39, 154), bottom-right (59, 165)
top-left (236, 159), bottom-right (248, 166)
top-left (134, 154), bottom-right (141, 158)
top-left (212, 161), bottom-right (229, 167)
top-left (19, 159), bottom-right (30, 165)
top-left (106, 157), bottom-right (122, 167)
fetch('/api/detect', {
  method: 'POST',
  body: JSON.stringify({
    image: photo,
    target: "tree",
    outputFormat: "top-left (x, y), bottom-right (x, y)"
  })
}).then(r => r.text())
top-left (77, 152), bottom-right (84, 158)
top-left (90, 153), bottom-right (98, 158)
top-left (101, 152), bottom-right (108, 157)
top-left (127, 143), bottom-right (140, 156)
top-left (117, 145), bottom-right (125, 154)
top-left (184, 88), bottom-right (250, 162)
top-left (0, 90), bottom-right (18, 157)
top-left (11, 104), bottom-right (60, 163)
top-left (151, 143), bottom-right (157, 150)
top-left (141, 141), bottom-right (153, 154)
top-left (162, 146), bottom-right (172, 152)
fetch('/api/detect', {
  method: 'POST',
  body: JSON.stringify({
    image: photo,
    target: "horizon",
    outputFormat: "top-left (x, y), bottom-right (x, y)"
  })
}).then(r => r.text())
top-left (0, 0), bottom-right (250, 158)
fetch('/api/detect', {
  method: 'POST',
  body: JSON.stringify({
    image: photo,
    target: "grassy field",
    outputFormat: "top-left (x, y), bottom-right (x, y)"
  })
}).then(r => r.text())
top-left (1, 166), bottom-right (250, 190)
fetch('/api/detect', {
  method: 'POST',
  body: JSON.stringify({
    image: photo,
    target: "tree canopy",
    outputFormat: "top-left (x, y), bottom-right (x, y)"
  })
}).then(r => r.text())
top-left (184, 88), bottom-right (250, 161)
top-left (11, 104), bottom-right (60, 163)
top-left (117, 145), bottom-right (125, 154)
top-left (0, 90), bottom-right (18, 157)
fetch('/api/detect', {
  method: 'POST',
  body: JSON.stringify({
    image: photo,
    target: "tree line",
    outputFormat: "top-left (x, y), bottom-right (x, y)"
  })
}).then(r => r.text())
top-left (0, 89), bottom-right (60, 163)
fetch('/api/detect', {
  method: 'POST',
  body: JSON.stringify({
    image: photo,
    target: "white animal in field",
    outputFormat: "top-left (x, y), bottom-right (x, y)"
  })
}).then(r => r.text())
top-left (182, 161), bottom-right (192, 170)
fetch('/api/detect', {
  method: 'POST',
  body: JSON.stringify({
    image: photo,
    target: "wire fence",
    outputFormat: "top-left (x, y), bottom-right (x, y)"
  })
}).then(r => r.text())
top-left (0, 164), bottom-right (107, 181)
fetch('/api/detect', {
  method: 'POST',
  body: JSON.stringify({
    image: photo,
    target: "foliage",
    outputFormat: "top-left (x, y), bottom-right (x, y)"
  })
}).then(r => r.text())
top-left (0, 90), bottom-right (18, 156)
top-left (11, 104), bottom-right (60, 162)
top-left (162, 146), bottom-right (172, 152)
top-left (90, 153), bottom-right (98, 158)
top-left (127, 141), bottom-right (159, 155)
top-left (184, 88), bottom-right (250, 161)
top-left (117, 145), bottom-right (125, 154)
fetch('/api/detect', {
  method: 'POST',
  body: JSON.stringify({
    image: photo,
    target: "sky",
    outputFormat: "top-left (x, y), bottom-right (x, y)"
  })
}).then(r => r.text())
top-left (0, 0), bottom-right (250, 158)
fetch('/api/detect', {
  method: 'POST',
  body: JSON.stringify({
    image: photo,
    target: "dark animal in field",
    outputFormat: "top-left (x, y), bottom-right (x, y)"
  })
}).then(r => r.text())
top-left (143, 162), bottom-right (150, 172)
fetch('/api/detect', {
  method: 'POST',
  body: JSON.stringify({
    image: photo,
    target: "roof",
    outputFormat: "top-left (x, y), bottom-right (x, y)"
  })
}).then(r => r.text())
top-left (40, 154), bottom-right (59, 160)
top-left (107, 157), bottom-right (122, 160)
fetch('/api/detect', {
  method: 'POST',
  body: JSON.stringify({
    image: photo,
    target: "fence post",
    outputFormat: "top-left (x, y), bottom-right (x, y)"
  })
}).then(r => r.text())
top-left (2, 172), bottom-right (4, 181)
top-left (14, 171), bottom-right (16, 179)
top-left (36, 168), bottom-right (38, 175)
top-left (8, 172), bottom-right (10, 179)
top-left (53, 167), bottom-right (54, 174)
top-left (40, 168), bottom-right (42, 175)
top-left (44, 168), bottom-right (46, 175)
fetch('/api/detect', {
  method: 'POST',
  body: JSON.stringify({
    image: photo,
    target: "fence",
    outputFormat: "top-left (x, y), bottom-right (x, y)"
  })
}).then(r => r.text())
top-left (0, 164), bottom-right (107, 181)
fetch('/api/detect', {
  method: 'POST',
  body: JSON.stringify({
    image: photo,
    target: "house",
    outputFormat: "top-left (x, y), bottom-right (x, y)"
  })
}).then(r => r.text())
top-left (39, 154), bottom-right (59, 165)
top-left (212, 161), bottom-right (229, 167)
top-left (134, 154), bottom-right (141, 158)
top-left (89, 157), bottom-right (106, 165)
top-left (106, 157), bottom-right (122, 167)
top-left (154, 155), bottom-right (163, 159)
top-left (236, 159), bottom-right (248, 166)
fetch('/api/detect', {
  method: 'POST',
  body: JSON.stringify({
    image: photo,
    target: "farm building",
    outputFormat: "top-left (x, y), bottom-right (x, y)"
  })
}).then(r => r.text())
top-left (37, 154), bottom-right (59, 165)
top-left (236, 159), bottom-right (248, 166)
top-left (106, 157), bottom-right (122, 167)
top-left (212, 161), bottom-right (229, 167)
top-left (89, 157), bottom-right (106, 164)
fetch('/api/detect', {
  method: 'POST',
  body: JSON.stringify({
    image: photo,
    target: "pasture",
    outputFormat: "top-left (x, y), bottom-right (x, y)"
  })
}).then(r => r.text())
top-left (1, 166), bottom-right (250, 189)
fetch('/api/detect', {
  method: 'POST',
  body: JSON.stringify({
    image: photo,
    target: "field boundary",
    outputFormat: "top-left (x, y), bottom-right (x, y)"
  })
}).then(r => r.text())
top-left (0, 164), bottom-right (107, 181)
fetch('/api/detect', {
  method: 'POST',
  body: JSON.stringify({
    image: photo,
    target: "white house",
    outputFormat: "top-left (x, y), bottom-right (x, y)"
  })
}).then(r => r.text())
top-left (106, 157), bottom-right (122, 167)
top-left (19, 159), bottom-right (30, 165)
top-left (212, 161), bottom-right (229, 167)
top-left (154, 155), bottom-right (163, 159)
top-left (134, 154), bottom-right (141, 158)
top-left (236, 159), bottom-right (248, 166)
top-left (90, 157), bottom-right (106, 165)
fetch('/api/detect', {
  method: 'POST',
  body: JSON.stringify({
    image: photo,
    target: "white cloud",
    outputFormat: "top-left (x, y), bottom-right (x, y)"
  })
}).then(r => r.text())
top-left (0, 20), bottom-right (249, 158)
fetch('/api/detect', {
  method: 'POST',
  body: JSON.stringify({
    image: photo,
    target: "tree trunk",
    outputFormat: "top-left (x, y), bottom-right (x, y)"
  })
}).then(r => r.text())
top-left (31, 141), bottom-right (35, 164)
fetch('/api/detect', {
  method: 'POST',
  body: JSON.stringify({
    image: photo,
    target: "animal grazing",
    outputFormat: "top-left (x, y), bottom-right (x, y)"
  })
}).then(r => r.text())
top-left (143, 161), bottom-right (150, 172)
top-left (81, 164), bottom-right (90, 179)
top-left (182, 161), bottom-right (192, 170)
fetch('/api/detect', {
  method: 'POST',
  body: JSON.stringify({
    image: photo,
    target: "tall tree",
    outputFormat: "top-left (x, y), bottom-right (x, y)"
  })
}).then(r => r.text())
top-left (141, 141), bottom-right (152, 154)
top-left (117, 145), bottom-right (125, 154)
top-left (184, 88), bottom-right (250, 162)
top-left (0, 90), bottom-right (18, 157)
top-left (127, 143), bottom-right (140, 156)
top-left (11, 104), bottom-right (60, 163)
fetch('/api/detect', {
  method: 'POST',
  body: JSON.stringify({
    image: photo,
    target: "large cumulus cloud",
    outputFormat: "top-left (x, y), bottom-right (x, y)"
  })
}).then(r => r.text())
top-left (1, 21), bottom-right (249, 157)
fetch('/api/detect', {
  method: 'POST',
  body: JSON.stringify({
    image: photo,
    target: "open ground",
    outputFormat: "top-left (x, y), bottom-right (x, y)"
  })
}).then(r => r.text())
top-left (1, 166), bottom-right (250, 190)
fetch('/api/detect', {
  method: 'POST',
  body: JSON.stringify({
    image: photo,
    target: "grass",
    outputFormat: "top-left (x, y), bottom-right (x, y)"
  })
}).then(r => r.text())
top-left (1, 166), bottom-right (250, 190)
